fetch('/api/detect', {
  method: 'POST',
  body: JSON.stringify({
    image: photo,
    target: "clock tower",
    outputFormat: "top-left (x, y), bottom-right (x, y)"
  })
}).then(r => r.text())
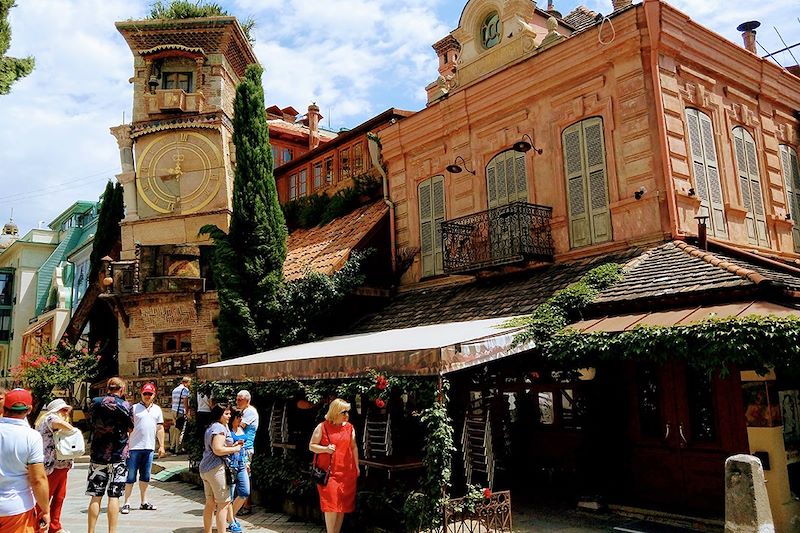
top-left (107, 16), bottom-right (258, 401)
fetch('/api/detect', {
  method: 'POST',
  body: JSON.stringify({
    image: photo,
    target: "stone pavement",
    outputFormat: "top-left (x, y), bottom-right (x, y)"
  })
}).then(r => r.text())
top-left (59, 460), bottom-right (325, 533)
top-left (57, 457), bottom-right (718, 532)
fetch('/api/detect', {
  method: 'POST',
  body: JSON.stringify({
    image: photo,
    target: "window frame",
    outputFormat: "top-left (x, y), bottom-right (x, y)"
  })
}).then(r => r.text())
top-left (154, 330), bottom-right (192, 354)
top-left (162, 72), bottom-right (193, 92)
top-left (685, 107), bottom-right (727, 238)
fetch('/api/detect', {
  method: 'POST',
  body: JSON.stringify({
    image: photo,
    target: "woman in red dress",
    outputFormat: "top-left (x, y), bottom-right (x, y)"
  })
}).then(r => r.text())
top-left (309, 398), bottom-right (360, 533)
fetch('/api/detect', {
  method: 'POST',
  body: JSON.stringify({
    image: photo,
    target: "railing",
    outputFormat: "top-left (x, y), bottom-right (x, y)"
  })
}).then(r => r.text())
top-left (441, 490), bottom-right (512, 533)
top-left (143, 89), bottom-right (205, 114)
top-left (441, 202), bottom-right (554, 274)
top-left (108, 262), bottom-right (205, 294)
top-left (144, 276), bottom-right (205, 293)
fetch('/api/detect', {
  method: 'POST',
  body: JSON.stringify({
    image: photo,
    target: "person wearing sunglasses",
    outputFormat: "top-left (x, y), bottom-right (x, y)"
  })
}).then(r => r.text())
top-left (121, 383), bottom-right (164, 514)
top-left (309, 398), bottom-right (360, 533)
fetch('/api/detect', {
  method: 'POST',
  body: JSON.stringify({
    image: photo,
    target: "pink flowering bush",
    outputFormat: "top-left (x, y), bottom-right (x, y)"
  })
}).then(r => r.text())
top-left (11, 340), bottom-right (100, 409)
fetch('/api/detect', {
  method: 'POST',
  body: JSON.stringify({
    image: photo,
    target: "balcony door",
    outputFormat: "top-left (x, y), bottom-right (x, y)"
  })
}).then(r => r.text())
top-left (486, 150), bottom-right (528, 260)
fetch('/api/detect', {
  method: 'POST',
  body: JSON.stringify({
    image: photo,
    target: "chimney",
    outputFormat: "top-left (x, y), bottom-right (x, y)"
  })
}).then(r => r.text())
top-left (307, 103), bottom-right (321, 150)
top-left (611, 0), bottom-right (632, 10)
top-left (736, 21), bottom-right (760, 54)
top-left (695, 215), bottom-right (709, 250)
top-left (547, 0), bottom-right (554, 10)
top-left (433, 35), bottom-right (461, 78)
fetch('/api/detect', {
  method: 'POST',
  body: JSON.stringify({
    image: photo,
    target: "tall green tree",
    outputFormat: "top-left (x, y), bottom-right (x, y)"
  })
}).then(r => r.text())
top-left (201, 64), bottom-right (287, 359)
top-left (0, 0), bottom-right (34, 95)
top-left (89, 181), bottom-right (125, 281)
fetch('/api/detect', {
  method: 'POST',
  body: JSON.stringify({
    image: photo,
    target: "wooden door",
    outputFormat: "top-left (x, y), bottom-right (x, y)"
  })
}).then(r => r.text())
top-left (626, 363), bottom-right (748, 516)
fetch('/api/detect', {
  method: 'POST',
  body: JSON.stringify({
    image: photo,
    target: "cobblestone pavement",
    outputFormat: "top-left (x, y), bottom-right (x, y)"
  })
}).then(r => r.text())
top-left (60, 461), bottom-right (326, 533)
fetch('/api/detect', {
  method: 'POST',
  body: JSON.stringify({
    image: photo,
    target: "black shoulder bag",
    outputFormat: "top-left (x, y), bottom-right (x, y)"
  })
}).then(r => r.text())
top-left (310, 424), bottom-right (332, 486)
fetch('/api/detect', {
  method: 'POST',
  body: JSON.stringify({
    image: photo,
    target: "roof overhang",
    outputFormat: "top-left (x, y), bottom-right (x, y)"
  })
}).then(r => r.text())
top-left (571, 300), bottom-right (800, 332)
top-left (197, 317), bottom-right (530, 382)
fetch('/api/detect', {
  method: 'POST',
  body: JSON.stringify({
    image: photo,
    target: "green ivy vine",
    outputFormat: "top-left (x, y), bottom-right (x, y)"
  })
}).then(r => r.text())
top-left (511, 261), bottom-right (800, 376)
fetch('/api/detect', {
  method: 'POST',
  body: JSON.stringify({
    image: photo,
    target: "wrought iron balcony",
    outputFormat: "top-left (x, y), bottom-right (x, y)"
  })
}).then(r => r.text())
top-left (441, 202), bottom-right (554, 274)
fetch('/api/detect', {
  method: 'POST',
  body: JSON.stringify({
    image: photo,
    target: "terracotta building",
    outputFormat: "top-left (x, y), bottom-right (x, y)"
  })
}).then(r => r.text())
top-left (202, 0), bottom-right (800, 526)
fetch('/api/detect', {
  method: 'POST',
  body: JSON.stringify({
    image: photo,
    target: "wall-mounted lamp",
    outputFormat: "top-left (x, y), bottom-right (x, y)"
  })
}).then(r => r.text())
top-left (512, 133), bottom-right (543, 154)
top-left (446, 155), bottom-right (475, 175)
top-left (634, 186), bottom-right (647, 200)
top-left (688, 187), bottom-right (696, 197)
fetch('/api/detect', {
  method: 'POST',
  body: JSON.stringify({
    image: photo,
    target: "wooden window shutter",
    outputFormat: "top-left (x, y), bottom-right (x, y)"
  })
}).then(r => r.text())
top-left (780, 144), bottom-right (800, 251)
top-left (419, 176), bottom-right (445, 277)
top-left (733, 127), bottom-right (769, 246)
top-left (685, 109), bottom-right (727, 237)
top-left (583, 117), bottom-right (611, 244)
top-left (563, 123), bottom-right (589, 247)
top-left (432, 176), bottom-right (445, 274)
top-left (487, 151), bottom-right (528, 208)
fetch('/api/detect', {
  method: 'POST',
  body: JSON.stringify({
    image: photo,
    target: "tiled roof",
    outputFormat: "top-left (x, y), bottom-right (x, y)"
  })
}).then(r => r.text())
top-left (283, 201), bottom-right (388, 282)
top-left (351, 248), bottom-right (644, 333)
top-left (594, 241), bottom-right (800, 308)
top-left (594, 242), bottom-right (754, 304)
top-left (563, 6), bottom-right (599, 33)
top-left (268, 118), bottom-right (337, 140)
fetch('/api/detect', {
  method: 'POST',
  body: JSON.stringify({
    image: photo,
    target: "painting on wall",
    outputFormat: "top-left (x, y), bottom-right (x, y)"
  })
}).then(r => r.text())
top-left (743, 381), bottom-right (782, 428)
top-left (780, 390), bottom-right (800, 442)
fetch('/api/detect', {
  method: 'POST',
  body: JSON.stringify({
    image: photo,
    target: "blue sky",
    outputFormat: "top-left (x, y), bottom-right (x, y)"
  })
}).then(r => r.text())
top-left (0, 0), bottom-right (798, 234)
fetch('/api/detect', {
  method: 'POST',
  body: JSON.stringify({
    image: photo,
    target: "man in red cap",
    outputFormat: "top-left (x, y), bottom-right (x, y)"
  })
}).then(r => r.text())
top-left (121, 382), bottom-right (164, 514)
top-left (0, 388), bottom-right (50, 532)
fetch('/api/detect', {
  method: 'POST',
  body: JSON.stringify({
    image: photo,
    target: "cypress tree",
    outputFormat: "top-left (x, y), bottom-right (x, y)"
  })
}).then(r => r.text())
top-left (89, 181), bottom-right (125, 282)
top-left (0, 0), bottom-right (34, 95)
top-left (201, 64), bottom-right (287, 358)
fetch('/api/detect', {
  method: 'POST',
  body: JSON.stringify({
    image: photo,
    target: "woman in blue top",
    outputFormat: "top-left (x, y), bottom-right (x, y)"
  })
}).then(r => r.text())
top-left (199, 403), bottom-right (243, 533)
top-left (227, 409), bottom-right (250, 531)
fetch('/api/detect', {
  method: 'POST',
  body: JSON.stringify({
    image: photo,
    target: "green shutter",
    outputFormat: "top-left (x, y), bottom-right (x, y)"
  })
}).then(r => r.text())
top-left (563, 123), bottom-right (589, 247)
top-left (686, 109), bottom-right (727, 237)
top-left (780, 145), bottom-right (800, 252)
top-left (432, 176), bottom-right (445, 274)
top-left (487, 151), bottom-right (528, 208)
top-left (419, 176), bottom-right (446, 277)
top-left (583, 117), bottom-right (611, 244)
top-left (734, 127), bottom-right (769, 247)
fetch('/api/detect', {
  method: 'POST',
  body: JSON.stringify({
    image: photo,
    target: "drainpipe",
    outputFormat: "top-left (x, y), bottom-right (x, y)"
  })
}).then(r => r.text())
top-left (368, 132), bottom-right (397, 276)
top-left (643, 0), bottom-right (681, 239)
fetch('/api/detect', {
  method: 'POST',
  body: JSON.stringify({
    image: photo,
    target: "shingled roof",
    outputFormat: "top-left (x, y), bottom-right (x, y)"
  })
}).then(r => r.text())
top-left (592, 240), bottom-right (800, 313)
top-left (351, 247), bottom-right (644, 333)
top-left (562, 6), bottom-right (599, 33)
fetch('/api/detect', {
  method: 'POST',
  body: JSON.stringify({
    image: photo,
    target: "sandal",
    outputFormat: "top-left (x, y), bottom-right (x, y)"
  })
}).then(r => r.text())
top-left (140, 502), bottom-right (157, 510)
top-left (120, 504), bottom-right (131, 514)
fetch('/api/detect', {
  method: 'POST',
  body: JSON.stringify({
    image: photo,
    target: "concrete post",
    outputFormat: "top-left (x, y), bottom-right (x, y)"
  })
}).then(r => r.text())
top-left (725, 454), bottom-right (775, 533)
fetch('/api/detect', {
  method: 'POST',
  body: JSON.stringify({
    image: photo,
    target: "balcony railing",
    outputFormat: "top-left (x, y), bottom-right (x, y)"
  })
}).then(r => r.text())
top-left (441, 202), bottom-right (554, 274)
top-left (108, 261), bottom-right (205, 294)
top-left (143, 89), bottom-right (205, 114)
top-left (144, 276), bottom-right (205, 293)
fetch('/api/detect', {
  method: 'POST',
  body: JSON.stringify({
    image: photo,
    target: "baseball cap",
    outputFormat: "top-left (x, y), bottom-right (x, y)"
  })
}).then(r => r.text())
top-left (5, 388), bottom-right (33, 411)
top-left (141, 383), bottom-right (156, 394)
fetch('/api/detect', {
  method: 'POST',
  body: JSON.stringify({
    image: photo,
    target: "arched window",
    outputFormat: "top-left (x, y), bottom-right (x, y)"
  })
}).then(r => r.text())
top-left (562, 117), bottom-right (611, 248)
top-left (732, 126), bottom-right (769, 246)
top-left (685, 108), bottom-right (727, 237)
top-left (779, 144), bottom-right (800, 251)
top-left (486, 149), bottom-right (527, 208)
top-left (419, 176), bottom-right (446, 277)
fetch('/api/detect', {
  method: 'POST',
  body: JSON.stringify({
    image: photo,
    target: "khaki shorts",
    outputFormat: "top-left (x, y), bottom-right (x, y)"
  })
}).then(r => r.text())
top-left (200, 464), bottom-right (230, 503)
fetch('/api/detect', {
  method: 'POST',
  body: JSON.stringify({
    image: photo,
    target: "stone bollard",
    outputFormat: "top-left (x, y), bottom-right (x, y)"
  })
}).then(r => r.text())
top-left (725, 454), bottom-right (775, 533)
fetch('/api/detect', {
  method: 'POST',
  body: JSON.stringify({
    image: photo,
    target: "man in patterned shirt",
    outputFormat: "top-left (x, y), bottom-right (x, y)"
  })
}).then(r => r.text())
top-left (86, 377), bottom-right (134, 533)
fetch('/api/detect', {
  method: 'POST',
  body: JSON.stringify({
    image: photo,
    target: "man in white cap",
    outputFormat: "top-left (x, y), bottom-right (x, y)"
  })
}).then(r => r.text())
top-left (0, 388), bottom-right (50, 532)
top-left (122, 382), bottom-right (164, 514)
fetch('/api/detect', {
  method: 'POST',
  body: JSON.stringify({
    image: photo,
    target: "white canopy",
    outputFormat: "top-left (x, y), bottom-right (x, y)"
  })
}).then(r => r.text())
top-left (197, 317), bottom-right (530, 381)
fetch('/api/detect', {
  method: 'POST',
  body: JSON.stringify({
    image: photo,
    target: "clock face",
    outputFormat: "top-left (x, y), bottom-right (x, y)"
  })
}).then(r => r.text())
top-left (136, 131), bottom-right (224, 215)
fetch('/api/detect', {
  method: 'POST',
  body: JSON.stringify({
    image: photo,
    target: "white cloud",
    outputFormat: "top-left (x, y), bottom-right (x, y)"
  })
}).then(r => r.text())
top-left (1, 0), bottom-right (798, 234)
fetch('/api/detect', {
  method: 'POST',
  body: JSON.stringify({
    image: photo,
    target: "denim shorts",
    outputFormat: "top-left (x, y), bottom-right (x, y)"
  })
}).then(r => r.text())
top-left (230, 465), bottom-right (250, 499)
top-left (126, 449), bottom-right (154, 483)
